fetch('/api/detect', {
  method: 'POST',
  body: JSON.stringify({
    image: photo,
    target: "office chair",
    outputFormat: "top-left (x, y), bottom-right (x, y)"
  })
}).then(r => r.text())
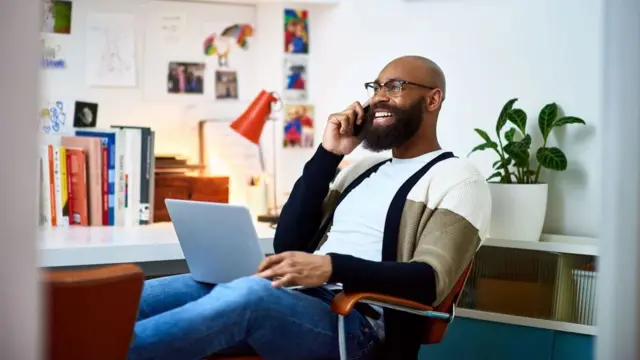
top-left (207, 261), bottom-right (473, 360)
top-left (44, 264), bottom-right (144, 360)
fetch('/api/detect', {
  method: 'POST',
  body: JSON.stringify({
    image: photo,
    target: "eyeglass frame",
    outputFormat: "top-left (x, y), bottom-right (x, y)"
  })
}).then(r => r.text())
top-left (364, 79), bottom-right (437, 98)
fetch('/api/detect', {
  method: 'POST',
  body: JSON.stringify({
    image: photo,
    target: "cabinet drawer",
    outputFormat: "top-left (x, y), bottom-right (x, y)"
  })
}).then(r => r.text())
top-left (191, 177), bottom-right (229, 196)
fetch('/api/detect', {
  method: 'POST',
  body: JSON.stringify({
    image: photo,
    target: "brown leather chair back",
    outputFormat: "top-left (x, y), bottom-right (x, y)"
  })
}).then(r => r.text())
top-left (44, 264), bottom-right (144, 360)
top-left (422, 260), bottom-right (473, 344)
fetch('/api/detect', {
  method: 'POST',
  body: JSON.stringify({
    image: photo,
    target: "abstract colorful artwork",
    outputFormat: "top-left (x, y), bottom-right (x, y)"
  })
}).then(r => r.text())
top-left (221, 24), bottom-right (254, 49)
top-left (283, 104), bottom-right (314, 148)
top-left (283, 55), bottom-right (307, 101)
top-left (42, 0), bottom-right (73, 34)
top-left (203, 23), bottom-right (254, 67)
top-left (284, 9), bottom-right (308, 54)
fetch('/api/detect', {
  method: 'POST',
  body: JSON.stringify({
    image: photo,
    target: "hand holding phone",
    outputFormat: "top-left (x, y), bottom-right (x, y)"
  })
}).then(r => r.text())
top-left (322, 100), bottom-right (369, 156)
top-left (353, 101), bottom-right (370, 137)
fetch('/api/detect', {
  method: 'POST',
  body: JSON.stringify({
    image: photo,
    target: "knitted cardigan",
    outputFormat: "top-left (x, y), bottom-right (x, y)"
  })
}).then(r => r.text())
top-left (274, 145), bottom-right (491, 359)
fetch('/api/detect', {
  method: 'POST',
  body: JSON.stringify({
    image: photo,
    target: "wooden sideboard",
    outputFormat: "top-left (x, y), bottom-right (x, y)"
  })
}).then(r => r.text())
top-left (153, 175), bottom-right (229, 223)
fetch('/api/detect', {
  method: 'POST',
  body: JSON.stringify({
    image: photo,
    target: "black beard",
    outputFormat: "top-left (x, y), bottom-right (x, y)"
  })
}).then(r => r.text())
top-left (359, 99), bottom-right (425, 152)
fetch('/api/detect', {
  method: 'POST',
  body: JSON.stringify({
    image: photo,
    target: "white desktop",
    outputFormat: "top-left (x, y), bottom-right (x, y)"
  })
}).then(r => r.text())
top-left (39, 221), bottom-right (276, 269)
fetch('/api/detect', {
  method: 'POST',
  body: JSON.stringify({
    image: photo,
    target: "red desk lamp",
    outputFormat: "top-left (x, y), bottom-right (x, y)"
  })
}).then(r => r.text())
top-left (230, 90), bottom-right (280, 224)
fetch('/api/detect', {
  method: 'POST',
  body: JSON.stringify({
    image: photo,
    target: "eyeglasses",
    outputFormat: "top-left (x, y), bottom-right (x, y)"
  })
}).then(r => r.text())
top-left (364, 79), bottom-right (436, 98)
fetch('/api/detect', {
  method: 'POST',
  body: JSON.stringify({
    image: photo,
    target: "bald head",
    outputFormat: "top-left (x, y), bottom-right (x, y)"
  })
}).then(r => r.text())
top-left (360, 56), bottom-right (445, 156)
top-left (380, 56), bottom-right (446, 99)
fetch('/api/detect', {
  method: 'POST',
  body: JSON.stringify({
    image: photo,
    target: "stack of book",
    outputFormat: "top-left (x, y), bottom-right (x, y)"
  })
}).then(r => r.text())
top-left (39, 126), bottom-right (155, 227)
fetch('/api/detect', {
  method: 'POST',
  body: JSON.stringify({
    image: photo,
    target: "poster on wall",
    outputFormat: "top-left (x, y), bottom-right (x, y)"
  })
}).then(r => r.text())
top-left (215, 70), bottom-right (238, 99)
top-left (283, 55), bottom-right (307, 101)
top-left (40, 100), bottom-right (74, 135)
top-left (203, 22), bottom-right (254, 68)
top-left (167, 62), bottom-right (205, 94)
top-left (158, 13), bottom-right (186, 45)
top-left (283, 104), bottom-right (314, 148)
top-left (85, 13), bottom-right (137, 87)
top-left (41, 0), bottom-right (73, 34)
top-left (41, 36), bottom-right (66, 69)
top-left (73, 101), bottom-right (99, 128)
top-left (284, 9), bottom-right (309, 54)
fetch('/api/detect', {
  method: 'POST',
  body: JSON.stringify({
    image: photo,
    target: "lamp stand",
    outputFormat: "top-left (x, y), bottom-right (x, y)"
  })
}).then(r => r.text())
top-left (256, 117), bottom-right (279, 225)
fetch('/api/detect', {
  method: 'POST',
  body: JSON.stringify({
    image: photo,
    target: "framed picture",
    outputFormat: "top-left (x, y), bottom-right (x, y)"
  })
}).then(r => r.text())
top-left (284, 9), bottom-right (309, 54)
top-left (283, 104), bottom-right (314, 148)
top-left (215, 70), bottom-right (238, 99)
top-left (167, 62), bottom-right (205, 94)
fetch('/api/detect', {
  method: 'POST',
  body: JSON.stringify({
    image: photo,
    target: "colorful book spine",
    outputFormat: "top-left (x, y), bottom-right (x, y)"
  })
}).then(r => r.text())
top-left (66, 148), bottom-right (89, 225)
top-left (76, 131), bottom-right (116, 225)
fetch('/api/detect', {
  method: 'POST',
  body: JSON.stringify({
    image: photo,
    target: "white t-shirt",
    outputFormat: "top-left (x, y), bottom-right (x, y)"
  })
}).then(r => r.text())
top-left (314, 150), bottom-right (446, 340)
top-left (315, 150), bottom-right (446, 261)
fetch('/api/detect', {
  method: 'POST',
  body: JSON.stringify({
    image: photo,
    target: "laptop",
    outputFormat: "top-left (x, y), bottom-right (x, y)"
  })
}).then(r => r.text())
top-left (165, 199), bottom-right (266, 284)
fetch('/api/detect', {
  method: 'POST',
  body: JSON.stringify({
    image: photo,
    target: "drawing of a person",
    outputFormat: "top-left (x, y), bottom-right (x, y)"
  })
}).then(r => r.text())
top-left (284, 116), bottom-right (302, 147)
top-left (286, 65), bottom-right (305, 90)
top-left (177, 65), bottom-right (186, 92)
top-left (288, 22), bottom-right (307, 53)
top-left (298, 107), bottom-right (314, 148)
top-left (284, 20), bottom-right (297, 52)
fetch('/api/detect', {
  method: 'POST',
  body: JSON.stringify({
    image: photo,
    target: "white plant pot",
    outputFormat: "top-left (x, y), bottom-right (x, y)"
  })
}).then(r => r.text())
top-left (487, 183), bottom-right (548, 242)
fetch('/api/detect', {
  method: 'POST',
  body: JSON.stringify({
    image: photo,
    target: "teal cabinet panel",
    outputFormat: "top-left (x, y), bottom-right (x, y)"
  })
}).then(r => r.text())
top-left (418, 318), bottom-right (554, 360)
top-left (552, 332), bottom-right (594, 360)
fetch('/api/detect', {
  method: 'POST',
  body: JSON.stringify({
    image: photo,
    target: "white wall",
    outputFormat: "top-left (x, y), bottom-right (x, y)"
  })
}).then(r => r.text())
top-left (254, 2), bottom-right (320, 208)
top-left (306, 0), bottom-right (603, 237)
top-left (40, 0), bottom-right (604, 237)
top-left (1, 0), bottom-right (41, 358)
top-left (40, 0), bottom-right (259, 162)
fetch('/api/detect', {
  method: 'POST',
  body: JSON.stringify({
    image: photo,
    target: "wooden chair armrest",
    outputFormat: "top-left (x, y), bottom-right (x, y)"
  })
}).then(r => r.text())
top-left (330, 292), bottom-right (453, 321)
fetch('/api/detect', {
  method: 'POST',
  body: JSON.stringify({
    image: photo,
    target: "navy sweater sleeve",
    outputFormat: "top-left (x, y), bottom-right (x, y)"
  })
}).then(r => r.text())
top-left (273, 145), bottom-right (343, 254)
top-left (328, 253), bottom-right (437, 305)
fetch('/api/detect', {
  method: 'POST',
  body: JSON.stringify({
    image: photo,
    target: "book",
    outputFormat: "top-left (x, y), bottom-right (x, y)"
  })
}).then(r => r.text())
top-left (61, 136), bottom-right (102, 225)
top-left (75, 129), bottom-right (127, 226)
top-left (112, 126), bottom-right (153, 225)
top-left (39, 128), bottom-right (156, 227)
top-left (66, 148), bottom-right (89, 225)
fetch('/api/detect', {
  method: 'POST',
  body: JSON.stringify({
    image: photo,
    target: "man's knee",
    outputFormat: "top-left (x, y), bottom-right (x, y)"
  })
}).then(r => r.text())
top-left (221, 276), bottom-right (279, 307)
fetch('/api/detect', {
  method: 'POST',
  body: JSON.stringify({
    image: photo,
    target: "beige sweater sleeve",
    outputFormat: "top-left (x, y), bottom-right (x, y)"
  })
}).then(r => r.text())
top-left (412, 177), bottom-right (491, 305)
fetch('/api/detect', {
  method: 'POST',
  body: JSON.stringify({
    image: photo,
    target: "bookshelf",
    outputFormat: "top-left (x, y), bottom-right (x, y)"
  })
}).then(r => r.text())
top-left (40, 127), bottom-right (157, 228)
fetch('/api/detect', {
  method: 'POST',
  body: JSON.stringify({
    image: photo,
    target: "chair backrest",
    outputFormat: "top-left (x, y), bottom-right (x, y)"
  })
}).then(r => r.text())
top-left (422, 260), bottom-right (473, 345)
top-left (44, 264), bottom-right (144, 360)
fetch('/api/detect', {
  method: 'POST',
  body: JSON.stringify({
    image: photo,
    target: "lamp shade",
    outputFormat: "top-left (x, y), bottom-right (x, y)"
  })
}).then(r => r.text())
top-left (230, 90), bottom-right (278, 145)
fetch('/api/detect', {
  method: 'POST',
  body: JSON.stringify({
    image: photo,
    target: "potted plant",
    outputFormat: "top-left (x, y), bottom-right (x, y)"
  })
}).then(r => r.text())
top-left (469, 98), bottom-right (585, 242)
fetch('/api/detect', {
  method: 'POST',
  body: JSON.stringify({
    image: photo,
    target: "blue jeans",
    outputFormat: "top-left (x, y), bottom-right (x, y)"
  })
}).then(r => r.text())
top-left (128, 274), bottom-right (378, 360)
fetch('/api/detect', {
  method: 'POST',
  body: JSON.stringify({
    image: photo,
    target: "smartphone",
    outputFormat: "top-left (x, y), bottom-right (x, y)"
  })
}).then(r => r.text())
top-left (353, 101), bottom-right (370, 137)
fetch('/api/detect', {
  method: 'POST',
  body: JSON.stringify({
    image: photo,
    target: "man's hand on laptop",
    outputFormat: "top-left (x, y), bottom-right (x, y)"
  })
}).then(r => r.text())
top-left (256, 251), bottom-right (332, 288)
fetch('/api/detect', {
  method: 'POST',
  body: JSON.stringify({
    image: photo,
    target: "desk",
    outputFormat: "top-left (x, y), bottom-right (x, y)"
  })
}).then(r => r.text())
top-left (40, 223), bottom-right (276, 275)
top-left (39, 225), bottom-right (598, 335)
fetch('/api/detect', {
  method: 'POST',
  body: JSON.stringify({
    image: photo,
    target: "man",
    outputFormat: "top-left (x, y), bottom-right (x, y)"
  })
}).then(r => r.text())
top-left (128, 56), bottom-right (491, 360)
